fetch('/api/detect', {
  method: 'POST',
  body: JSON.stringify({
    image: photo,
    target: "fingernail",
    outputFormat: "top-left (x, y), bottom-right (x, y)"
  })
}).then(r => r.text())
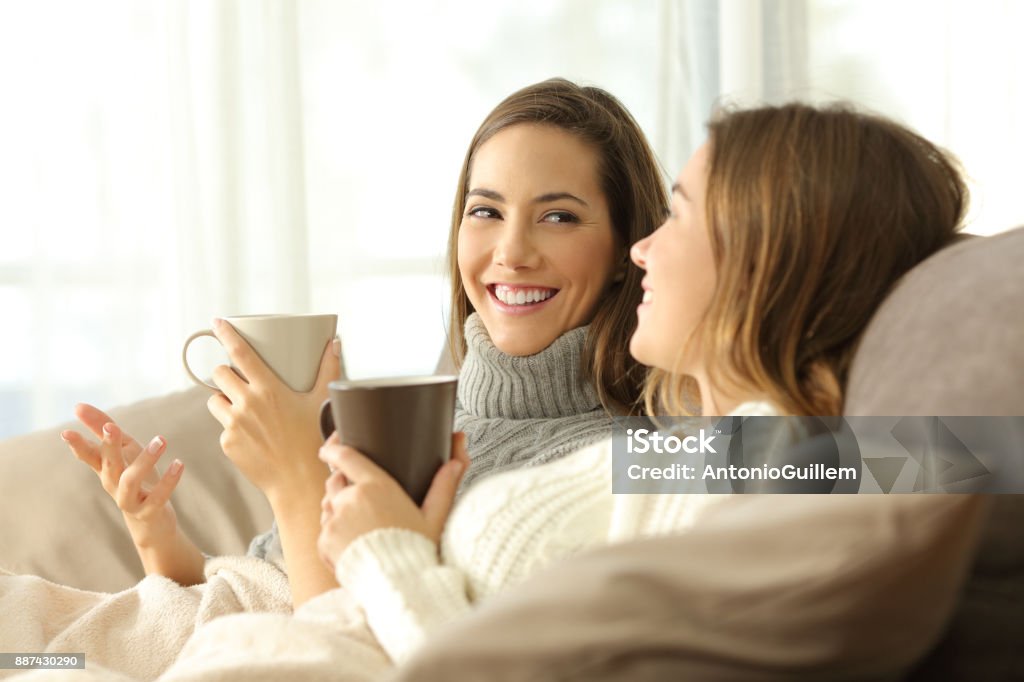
top-left (332, 336), bottom-right (341, 357)
top-left (213, 317), bottom-right (223, 329)
top-left (60, 431), bottom-right (70, 442)
top-left (147, 436), bottom-right (164, 454)
top-left (102, 423), bottom-right (114, 436)
top-left (451, 460), bottom-right (465, 477)
top-left (169, 459), bottom-right (183, 474)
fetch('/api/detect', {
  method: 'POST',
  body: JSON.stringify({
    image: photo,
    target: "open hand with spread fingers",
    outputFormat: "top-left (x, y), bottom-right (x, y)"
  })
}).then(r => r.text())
top-left (61, 403), bottom-right (183, 553)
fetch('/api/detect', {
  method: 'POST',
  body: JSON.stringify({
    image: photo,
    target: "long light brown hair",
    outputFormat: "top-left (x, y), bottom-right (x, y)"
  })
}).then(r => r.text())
top-left (447, 78), bottom-right (668, 415)
top-left (647, 103), bottom-right (968, 417)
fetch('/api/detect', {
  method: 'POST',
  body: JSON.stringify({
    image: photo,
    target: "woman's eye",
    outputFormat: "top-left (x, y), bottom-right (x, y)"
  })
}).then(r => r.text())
top-left (468, 206), bottom-right (500, 220)
top-left (542, 211), bottom-right (579, 224)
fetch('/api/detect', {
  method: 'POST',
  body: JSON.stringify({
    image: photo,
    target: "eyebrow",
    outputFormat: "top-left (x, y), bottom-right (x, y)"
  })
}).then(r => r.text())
top-left (466, 188), bottom-right (589, 207)
top-left (671, 182), bottom-right (689, 200)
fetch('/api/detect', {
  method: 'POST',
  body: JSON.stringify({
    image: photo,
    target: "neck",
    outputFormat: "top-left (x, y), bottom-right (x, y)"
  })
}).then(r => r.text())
top-left (693, 369), bottom-right (743, 416)
top-left (457, 313), bottom-right (602, 419)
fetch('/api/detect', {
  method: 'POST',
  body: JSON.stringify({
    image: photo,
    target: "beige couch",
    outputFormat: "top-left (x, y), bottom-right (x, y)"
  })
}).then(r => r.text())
top-left (1, 227), bottom-right (1021, 680)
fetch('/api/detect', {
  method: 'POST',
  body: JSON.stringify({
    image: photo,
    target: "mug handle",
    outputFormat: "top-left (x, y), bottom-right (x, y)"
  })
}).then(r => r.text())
top-left (319, 399), bottom-right (335, 440)
top-left (182, 330), bottom-right (221, 390)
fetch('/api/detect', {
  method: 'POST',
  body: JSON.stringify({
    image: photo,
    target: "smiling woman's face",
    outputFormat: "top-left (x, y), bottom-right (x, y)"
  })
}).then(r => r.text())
top-left (457, 123), bottom-right (619, 356)
top-left (629, 141), bottom-right (715, 374)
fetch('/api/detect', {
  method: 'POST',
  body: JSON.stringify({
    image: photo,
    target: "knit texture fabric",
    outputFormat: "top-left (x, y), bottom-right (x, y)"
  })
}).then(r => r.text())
top-left (335, 401), bottom-right (780, 665)
top-left (456, 312), bottom-right (614, 490)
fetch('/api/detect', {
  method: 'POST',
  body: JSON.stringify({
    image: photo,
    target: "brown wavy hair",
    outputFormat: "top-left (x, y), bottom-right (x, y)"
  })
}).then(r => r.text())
top-left (446, 78), bottom-right (668, 415)
top-left (647, 103), bottom-right (968, 417)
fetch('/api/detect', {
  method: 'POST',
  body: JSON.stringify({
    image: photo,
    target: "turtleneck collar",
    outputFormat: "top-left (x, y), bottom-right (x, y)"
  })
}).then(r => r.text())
top-left (457, 313), bottom-right (602, 420)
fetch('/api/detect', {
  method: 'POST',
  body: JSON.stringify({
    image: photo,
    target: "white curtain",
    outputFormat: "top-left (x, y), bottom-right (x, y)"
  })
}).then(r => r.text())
top-left (0, 0), bottom-right (315, 435)
top-left (658, 0), bottom-right (1023, 235)
top-left (654, 0), bottom-right (811, 175)
top-left (1, 0), bottom-right (1021, 438)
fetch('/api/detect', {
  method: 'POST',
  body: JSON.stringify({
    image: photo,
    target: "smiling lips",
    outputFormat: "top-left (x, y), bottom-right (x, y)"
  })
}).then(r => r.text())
top-left (638, 279), bottom-right (653, 309)
top-left (488, 284), bottom-right (559, 311)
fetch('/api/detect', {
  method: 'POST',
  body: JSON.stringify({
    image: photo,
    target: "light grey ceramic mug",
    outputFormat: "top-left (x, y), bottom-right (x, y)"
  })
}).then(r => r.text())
top-left (182, 313), bottom-right (338, 392)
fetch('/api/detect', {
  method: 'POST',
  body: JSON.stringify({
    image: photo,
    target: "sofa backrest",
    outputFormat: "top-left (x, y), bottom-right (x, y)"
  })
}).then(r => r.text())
top-left (845, 226), bottom-right (1024, 680)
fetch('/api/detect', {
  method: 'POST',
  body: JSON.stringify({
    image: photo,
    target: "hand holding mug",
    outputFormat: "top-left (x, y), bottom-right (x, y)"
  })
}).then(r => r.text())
top-left (317, 432), bottom-right (469, 573)
top-left (184, 315), bottom-right (341, 505)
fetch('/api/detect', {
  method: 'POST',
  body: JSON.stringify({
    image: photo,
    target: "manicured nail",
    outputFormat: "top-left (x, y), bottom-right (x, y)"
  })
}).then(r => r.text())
top-left (169, 459), bottom-right (183, 474)
top-left (147, 436), bottom-right (164, 454)
top-left (332, 336), bottom-right (341, 357)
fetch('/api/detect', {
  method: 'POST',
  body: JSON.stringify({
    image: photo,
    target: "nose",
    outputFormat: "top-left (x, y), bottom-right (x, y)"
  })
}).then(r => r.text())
top-left (630, 233), bottom-right (651, 269)
top-left (493, 220), bottom-right (540, 271)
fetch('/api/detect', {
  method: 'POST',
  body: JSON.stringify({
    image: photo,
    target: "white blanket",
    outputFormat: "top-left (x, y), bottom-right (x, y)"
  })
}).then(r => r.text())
top-left (0, 556), bottom-right (386, 681)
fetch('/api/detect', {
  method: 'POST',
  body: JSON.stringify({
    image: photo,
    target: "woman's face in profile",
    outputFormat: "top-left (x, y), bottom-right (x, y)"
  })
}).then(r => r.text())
top-left (458, 123), bottom-right (618, 356)
top-left (629, 142), bottom-right (715, 374)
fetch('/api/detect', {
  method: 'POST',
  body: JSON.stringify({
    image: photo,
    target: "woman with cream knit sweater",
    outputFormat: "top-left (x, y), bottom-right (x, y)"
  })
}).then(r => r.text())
top-left (299, 103), bottom-right (981, 677)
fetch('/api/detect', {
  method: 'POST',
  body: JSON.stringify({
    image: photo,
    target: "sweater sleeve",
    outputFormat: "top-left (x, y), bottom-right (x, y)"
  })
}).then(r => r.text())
top-left (334, 527), bottom-right (472, 665)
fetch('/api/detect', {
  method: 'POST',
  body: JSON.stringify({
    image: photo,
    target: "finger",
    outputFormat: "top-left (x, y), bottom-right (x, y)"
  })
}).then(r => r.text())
top-left (207, 393), bottom-right (233, 427)
top-left (325, 470), bottom-right (348, 497)
top-left (420, 447), bottom-right (467, 532)
top-left (211, 318), bottom-right (276, 387)
top-left (211, 364), bottom-right (248, 403)
top-left (98, 422), bottom-right (127, 494)
top-left (142, 458), bottom-right (185, 512)
top-left (118, 435), bottom-right (168, 506)
top-left (329, 446), bottom-right (386, 485)
top-left (61, 429), bottom-right (102, 472)
top-left (317, 438), bottom-right (344, 467)
top-left (75, 403), bottom-right (142, 457)
top-left (312, 337), bottom-right (343, 396)
top-left (452, 432), bottom-right (471, 470)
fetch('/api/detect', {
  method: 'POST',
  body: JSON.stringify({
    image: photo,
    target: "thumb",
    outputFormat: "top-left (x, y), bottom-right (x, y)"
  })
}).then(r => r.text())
top-left (313, 336), bottom-right (343, 395)
top-left (421, 434), bottom-right (468, 536)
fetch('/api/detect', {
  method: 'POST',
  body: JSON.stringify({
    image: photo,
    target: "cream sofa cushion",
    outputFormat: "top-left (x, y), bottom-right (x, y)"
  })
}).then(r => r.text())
top-left (0, 385), bottom-right (273, 592)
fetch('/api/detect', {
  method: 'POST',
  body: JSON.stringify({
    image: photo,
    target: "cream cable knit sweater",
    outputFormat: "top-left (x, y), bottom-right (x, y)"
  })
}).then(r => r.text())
top-left (333, 401), bottom-right (777, 665)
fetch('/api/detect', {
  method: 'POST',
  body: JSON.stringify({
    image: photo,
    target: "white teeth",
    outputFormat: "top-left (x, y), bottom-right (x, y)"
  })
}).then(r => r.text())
top-left (493, 285), bottom-right (555, 306)
top-left (642, 290), bottom-right (653, 304)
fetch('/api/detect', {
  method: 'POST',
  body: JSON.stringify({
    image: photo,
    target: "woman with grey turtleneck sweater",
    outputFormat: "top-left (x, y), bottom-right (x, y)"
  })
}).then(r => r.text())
top-left (14, 79), bottom-right (665, 681)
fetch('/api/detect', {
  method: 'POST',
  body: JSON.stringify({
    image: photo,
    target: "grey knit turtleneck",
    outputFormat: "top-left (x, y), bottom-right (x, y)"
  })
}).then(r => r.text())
top-left (456, 312), bottom-right (614, 490)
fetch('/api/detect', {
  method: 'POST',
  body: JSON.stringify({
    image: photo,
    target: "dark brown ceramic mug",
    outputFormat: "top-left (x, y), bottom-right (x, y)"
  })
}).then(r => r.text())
top-left (319, 375), bottom-right (458, 504)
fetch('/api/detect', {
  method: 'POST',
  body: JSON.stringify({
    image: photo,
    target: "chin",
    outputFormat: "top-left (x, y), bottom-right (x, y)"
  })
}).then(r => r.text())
top-left (491, 332), bottom-right (553, 357)
top-left (629, 334), bottom-right (673, 373)
top-left (628, 334), bottom-right (651, 366)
